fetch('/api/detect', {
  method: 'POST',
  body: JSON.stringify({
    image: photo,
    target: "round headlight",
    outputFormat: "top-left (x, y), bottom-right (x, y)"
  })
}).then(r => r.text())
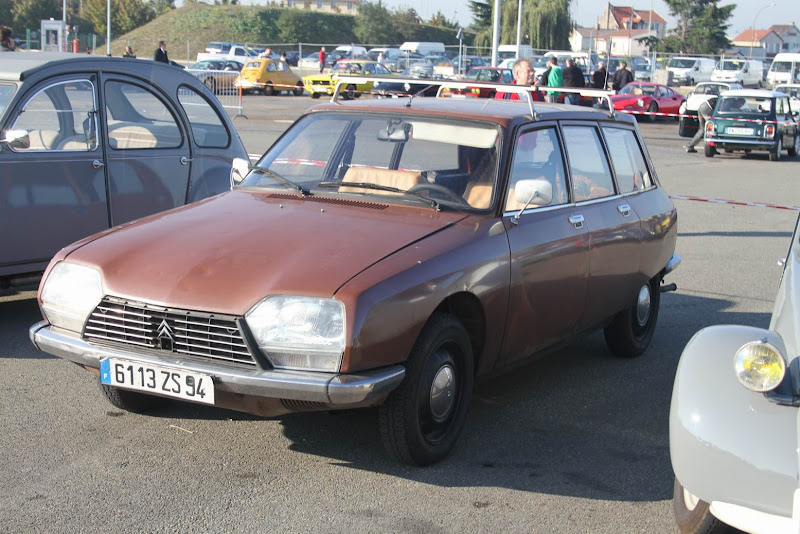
top-left (637, 98), bottom-right (645, 107)
top-left (734, 341), bottom-right (786, 392)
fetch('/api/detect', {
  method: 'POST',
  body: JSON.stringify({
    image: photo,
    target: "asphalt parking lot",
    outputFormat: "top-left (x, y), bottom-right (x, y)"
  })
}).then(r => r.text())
top-left (2, 94), bottom-right (798, 533)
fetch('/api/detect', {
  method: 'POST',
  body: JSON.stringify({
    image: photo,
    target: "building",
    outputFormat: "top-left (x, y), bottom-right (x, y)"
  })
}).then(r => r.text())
top-left (730, 29), bottom-right (784, 60)
top-left (771, 24), bottom-right (800, 53)
top-left (283, 0), bottom-right (359, 13)
top-left (596, 3), bottom-right (667, 39)
top-left (592, 29), bottom-right (650, 56)
top-left (569, 27), bottom-right (614, 53)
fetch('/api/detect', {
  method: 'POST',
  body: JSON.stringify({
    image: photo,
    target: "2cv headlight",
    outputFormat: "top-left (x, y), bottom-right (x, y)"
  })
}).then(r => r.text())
top-left (733, 341), bottom-right (786, 392)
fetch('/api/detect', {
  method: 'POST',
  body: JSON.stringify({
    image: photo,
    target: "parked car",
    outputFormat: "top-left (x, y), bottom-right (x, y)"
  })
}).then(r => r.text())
top-left (29, 88), bottom-right (679, 466)
top-left (303, 59), bottom-right (394, 99)
top-left (282, 50), bottom-right (300, 67)
top-left (235, 58), bottom-right (304, 96)
top-left (767, 53), bottom-right (800, 88)
top-left (187, 59), bottom-right (244, 94)
top-left (0, 52), bottom-right (247, 288)
top-left (703, 89), bottom-right (799, 160)
top-left (371, 76), bottom-right (442, 98)
top-left (678, 81), bottom-right (743, 137)
top-left (667, 57), bottom-right (716, 86)
top-left (298, 52), bottom-right (322, 71)
top-left (451, 55), bottom-right (487, 74)
top-left (607, 82), bottom-right (685, 122)
top-left (670, 214), bottom-right (800, 534)
top-left (440, 67), bottom-right (513, 98)
top-left (775, 83), bottom-right (800, 113)
top-left (711, 58), bottom-right (764, 88)
top-left (634, 61), bottom-right (665, 82)
top-left (366, 47), bottom-right (403, 71)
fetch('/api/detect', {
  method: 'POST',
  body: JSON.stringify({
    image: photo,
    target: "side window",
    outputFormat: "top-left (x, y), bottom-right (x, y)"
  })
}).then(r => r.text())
top-left (603, 127), bottom-right (652, 193)
top-left (277, 61), bottom-right (289, 72)
top-left (177, 86), bottom-right (230, 148)
top-left (104, 80), bottom-right (181, 150)
top-left (502, 71), bottom-right (513, 83)
top-left (10, 79), bottom-right (98, 152)
top-left (267, 63), bottom-right (277, 72)
top-left (267, 117), bottom-right (348, 184)
top-left (234, 48), bottom-right (245, 56)
top-left (505, 127), bottom-right (568, 211)
top-left (561, 125), bottom-right (615, 202)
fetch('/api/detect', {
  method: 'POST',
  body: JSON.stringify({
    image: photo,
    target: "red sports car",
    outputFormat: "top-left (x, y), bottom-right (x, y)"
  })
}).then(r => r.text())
top-left (441, 67), bottom-right (513, 98)
top-left (608, 82), bottom-right (685, 121)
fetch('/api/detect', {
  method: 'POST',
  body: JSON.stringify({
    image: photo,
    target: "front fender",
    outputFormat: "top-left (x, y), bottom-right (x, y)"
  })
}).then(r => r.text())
top-left (670, 325), bottom-right (798, 518)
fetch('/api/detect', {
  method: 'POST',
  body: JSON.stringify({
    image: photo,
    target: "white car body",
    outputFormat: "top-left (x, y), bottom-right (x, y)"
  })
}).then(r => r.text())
top-left (768, 53), bottom-right (800, 88)
top-left (679, 81), bottom-right (743, 115)
top-left (667, 57), bottom-right (715, 85)
top-left (399, 42), bottom-right (445, 57)
top-left (196, 45), bottom-right (256, 63)
top-left (711, 59), bottom-right (763, 88)
top-left (775, 83), bottom-right (800, 113)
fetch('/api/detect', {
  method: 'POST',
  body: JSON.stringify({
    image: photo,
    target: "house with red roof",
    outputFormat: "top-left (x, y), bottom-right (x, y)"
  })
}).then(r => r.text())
top-left (731, 28), bottom-right (784, 60)
top-left (596, 3), bottom-right (667, 39)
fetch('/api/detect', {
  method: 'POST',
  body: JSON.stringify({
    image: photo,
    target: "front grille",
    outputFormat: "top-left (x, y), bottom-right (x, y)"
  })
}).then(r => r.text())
top-left (312, 80), bottom-right (330, 86)
top-left (83, 297), bottom-right (256, 366)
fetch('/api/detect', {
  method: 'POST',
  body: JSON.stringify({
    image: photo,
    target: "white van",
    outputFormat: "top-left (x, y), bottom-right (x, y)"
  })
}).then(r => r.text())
top-left (334, 45), bottom-right (367, 58)
top-left (767, 53), bottom-right (800, 88)
top-left (711, 58), bottom-right (763, 87)
top-left (667, 57), bottom-right (715, 85)
top-left (399, 42), bottom-right (446, 56)
top-left (498, 44), bottom-right (534, 61)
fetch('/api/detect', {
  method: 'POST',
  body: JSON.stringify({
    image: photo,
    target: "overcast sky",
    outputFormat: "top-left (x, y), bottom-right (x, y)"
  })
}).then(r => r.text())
top-left (379, 0), bottom-right (799, 38)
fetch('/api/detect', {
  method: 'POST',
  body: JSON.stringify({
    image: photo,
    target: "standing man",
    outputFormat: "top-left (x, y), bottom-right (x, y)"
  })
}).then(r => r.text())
top-left (562, 58), bottom-right (585, 105)
top-left (592, 61), bottom-right (607, 89)
top-left (612, 61), bottom-right (633, 91)
top-left (685, 96), bottom-right (718, 153)
top-left (541, 56), bottom-right (563, 103)
top-left (0, 26), bottom-right (15, 52)
top-left (318, 47), bottom-right (326, 73)
top-left (154, 41), bottom-right (169, 63)
top-left (494, 58), bottom-right (535, 100)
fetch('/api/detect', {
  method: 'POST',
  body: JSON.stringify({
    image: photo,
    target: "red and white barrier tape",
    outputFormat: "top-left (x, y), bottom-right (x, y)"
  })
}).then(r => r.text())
top-left (670, 194), bottom-right (800, 211)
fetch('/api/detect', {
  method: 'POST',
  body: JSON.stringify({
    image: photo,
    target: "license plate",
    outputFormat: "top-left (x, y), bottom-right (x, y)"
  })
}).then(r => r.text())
top-left (727, 127), bottom-right (754, 135)
top-left (100, 358), bottom-right (215, 405)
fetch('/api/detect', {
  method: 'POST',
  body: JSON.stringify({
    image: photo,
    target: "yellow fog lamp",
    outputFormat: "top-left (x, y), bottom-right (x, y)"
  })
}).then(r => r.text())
top-left (734, 341), bottom-right (786, 392)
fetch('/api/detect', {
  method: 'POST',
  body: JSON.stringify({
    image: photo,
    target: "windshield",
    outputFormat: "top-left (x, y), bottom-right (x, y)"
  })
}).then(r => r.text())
top-left (721, 60), bottom-right (744, 71)
top-left (619, 83), bottom-right (656, 96)
top-left (531, 56), bottom-right (547, 68)
top-left (668, 58), bottom-right (697, 69)
top-left (0, 84), bottom-right (15, 116)
top-left (332, 62), bottom-right (364, 74)
top-left (242, 113), bottom-right (501, 211)
top-left (776, 86), bottom-right (800, 99)
top-left (498, 51), bottom-right (516, 60)
top-left (771, 61), bottom-right (793, 73)
top-left (716, 96), bottom-right (773, 116)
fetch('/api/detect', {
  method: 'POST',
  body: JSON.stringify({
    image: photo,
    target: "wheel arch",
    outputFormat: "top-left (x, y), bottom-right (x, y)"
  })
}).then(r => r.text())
top-left (433, 291), bottom-right (486, 375)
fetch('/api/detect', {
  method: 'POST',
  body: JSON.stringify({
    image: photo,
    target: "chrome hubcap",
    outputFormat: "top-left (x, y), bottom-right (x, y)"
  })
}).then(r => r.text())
top-left (429, 364), bottom-right (456, 422)
top-left (683, 487), bottom-right (700, 512)
top-left (636, 284), bottom-right (651, 326)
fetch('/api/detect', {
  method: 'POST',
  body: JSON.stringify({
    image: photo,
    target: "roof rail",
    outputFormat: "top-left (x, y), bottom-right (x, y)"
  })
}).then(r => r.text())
top-left (329, 77), bottom-right (617, 119)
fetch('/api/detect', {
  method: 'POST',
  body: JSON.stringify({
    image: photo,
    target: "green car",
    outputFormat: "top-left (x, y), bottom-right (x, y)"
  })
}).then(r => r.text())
top-left (704, 89), bottom-right (799, 161)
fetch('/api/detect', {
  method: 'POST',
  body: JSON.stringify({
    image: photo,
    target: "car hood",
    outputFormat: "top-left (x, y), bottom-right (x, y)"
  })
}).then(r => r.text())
top-left (65, 190), bottom-right (467, 316)
top-left (303, 74), bottom-right (332, 82)
top-left (610, 94), bottom-right (647, 105)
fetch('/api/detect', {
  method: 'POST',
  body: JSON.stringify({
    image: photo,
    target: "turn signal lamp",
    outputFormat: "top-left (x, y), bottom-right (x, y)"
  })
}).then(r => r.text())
top-left (705, 121), bottom-right (714, 136)
top-left (764, 124), bottom-right (776, 139)
top-left (734, 341), bottom-right (786, 392)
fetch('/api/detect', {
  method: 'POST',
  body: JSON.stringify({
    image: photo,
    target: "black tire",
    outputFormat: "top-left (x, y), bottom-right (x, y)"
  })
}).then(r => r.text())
top-left (647, 101), bottom-right (658, 122)
top-left (293, 83), bottom-right (304, 96)
top-left (379, 313), bottom-right (474, 466)
top-left (788, 134), bottom-right (799, 157)
top-left (704, 144), bottom-right (716, 157)
top-left (770, 137), bottom-right (782, 161)
top-left (310, 92), bottom-right (321, 99)
top-left (99, 383), bottom-right (165, 413)
top-left (604, 277), bottom-right (661, 358)
top-left (203, 77), bottom-right (216, 94)
top-left (678, 117), bottom-right (689, 137)
top-left (344, 84), bottom-right (357, 100)
top-left (487, 91), bottom-right (496, 99)
top-left (263, 81), bottom-right (274, 96)
top-left (673, 477), bottom-right (732, 534)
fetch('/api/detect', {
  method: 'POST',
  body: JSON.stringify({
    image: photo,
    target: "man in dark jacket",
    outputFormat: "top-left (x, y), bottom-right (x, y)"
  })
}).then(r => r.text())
top-left (562, 58), bottom-right (585, 105)
top-left (612, 61), bottom-right (633, 91)
top-left (592, 61), bottom-right (607, 89)
top-left (154, 41), bottom-right (168, 63)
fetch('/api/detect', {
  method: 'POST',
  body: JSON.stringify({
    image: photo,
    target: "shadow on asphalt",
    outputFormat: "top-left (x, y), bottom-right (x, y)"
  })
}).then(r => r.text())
top-left (0, 293), bottom-right (56, 359)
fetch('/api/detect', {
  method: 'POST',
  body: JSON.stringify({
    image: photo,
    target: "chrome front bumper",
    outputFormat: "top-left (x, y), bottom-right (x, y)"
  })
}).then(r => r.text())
top-left (29, 321), bottom-right (405, 406)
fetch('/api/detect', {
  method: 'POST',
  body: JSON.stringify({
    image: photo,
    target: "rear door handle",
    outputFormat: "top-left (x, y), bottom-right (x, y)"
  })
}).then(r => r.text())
top-left (618, 204), bottom-right (631, 217)
top-left (92, 159), bottom-right (105, 169)
top-left (180, 156), bottom-right (193, 165)
top-left (568, 214), bottom-right (584, 229)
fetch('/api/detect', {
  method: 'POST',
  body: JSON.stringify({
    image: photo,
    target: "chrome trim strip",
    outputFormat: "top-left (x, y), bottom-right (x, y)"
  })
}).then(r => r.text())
top-left (664, 254), bottom-right (682, 275)
top-left (30, 324), bottom-right (405, 405)
top-left (708, 138), bottom-right (776, 145)
top-left (86, 319), bottom-right (152, 334)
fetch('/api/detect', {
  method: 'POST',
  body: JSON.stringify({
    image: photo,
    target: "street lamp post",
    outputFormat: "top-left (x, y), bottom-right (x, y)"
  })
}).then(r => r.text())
top-left (749, 3), bottom-right (776, 59)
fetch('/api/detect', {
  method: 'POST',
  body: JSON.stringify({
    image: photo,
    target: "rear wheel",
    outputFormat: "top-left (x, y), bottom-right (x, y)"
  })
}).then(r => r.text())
top-left (704, 144), bottom-right (716, 157)
top-left (678, 117), bottom-right (689, 137)
top-left (673, 477), bottom-right (731, 534)
top-left (100, 383), bottom-right (165, 413)
top-left (647, 101), bottom-right (658, 122)
top-left (344, 84), bottom-right (357, 100)
top-left (379, 313), bottom-right (474, 466)
top-left (788, 134), bottom-right (799, 157)
top-left (263, 81), bottom-right (274, 96)
top-left (293, 83), bottom-right (304, 96)
top-left (770, 137), bottom-right (782, 161)
top-left (604, 277), bottom-right (661, 358)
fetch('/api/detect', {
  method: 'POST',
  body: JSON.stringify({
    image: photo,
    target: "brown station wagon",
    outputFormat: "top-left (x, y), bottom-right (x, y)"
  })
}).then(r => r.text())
top-left (30, 92), bottom-right (679, 465)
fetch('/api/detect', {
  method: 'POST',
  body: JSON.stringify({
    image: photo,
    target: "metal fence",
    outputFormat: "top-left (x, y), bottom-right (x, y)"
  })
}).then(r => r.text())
top-left (185, 69), bottom-right (245, 119)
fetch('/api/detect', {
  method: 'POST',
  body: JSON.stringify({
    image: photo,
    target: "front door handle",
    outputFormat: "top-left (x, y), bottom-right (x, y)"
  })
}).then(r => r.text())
top-left (618, 204), bottom-right (631, 217)
top-left (92, 159), bottom-right (105, 169)
top-left (180, 156), bottom-right (193, 165)
top-left (568, 214), bottom-right (584, 229)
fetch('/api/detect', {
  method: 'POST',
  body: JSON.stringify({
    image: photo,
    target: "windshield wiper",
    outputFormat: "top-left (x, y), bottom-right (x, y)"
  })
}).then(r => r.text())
top-left (248, 166), bottom-right (310, 196)
top-left (318, 181), bottom-right (440, 211)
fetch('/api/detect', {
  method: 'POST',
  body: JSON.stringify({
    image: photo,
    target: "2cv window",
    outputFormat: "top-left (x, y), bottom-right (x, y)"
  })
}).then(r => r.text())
top-left (177, 85), bottom-right (230, 148)
top-left (104, 81), bottom-right (182, 150)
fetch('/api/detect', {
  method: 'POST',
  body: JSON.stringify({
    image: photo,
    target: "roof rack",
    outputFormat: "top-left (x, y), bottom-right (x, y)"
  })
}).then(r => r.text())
top-left (330, 77), bottom-right (617, 120)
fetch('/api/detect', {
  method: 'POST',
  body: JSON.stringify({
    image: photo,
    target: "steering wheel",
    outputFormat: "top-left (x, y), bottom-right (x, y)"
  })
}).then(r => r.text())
top-left (406, 183), bottom-right (471, 206)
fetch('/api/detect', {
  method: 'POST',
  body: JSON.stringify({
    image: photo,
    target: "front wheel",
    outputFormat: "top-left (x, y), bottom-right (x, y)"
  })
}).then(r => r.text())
top-left (770, 137), bottom-right (782, 161)
top-left (293, 83), bottom-right (304, 96)
top-left (343, 84), bottom-right (357, 100)
top-left (788, 134), bottom-right (799, 157)
top-left (673, 478), bottom-right (731, 534)
top-left (100, 383), bottom-right (165, 413)
top-left (379, 313), bottom-right (474, 466)
top-left (704, 144), bottom-right (716, 157)
top-left (263, 81), bottom-right (275, 96)
top-left (604, 277), bottom-right (661, 358)
top-left (310, 92), bottom-right (321, 99)
top-left (678, 117), bottom-right (689, 137)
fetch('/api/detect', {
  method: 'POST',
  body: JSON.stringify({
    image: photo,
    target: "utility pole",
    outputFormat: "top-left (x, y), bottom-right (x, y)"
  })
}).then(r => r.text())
top-left (491, 0), bottom-right (500, 67)
top-left (515, 0), bottom-right (522, 57)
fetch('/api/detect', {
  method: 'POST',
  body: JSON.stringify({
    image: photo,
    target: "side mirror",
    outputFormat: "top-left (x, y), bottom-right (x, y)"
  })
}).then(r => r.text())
top-left (230, 157), bottom-right (250, 188)
top-left (0, 129), bottom-right (31, 149)
top-left (694, 65), bottom-right (700, 71)
top-left (513, 178), bottom-right (553, 214)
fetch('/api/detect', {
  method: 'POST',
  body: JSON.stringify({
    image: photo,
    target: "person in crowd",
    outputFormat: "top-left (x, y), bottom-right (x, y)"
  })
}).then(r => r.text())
top-left (377, 52), bottom-right (386, 65)
top-left (123, 45), bottom-right (135, 58)
top-left (562, 58), bottom-right (585, 105)
top-left (0, 26), bottom-right (15, 52)
top-left (259, 47), bottom-right (273, 59)
top-left (318, 47), bottom-right (327, 73)
top-left (86, 46), bottom-right (93, 55)
top-left (612, 61), bottom-right (633, 91)
top-left (537, 56), bottom-right (562, 103)
top-left (280, 50), bottom-right (287, 62)
top-left (154, 40), bottom-right (169, 63)
top-left (494, 58), bottom-right (535, 100)
top-left (592, 61), bottom-right (607, 89)
top-left (685, 96), bottom-right (718, 153)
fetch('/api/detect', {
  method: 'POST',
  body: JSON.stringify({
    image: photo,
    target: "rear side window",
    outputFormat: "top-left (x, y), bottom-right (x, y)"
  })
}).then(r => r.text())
top-left (561, 125), bottom-right (615, 201)
top-left (104, 81), bottom-right (181, 150)
top-left (177, 86), bottom-right (230, 148)
top-left (603, 128), bottom-right (652, 193)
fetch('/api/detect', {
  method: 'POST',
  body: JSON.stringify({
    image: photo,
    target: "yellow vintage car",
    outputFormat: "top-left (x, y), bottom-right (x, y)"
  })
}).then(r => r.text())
top-left (235, 58), bottom-right (304, 96)
top-left (303, 59), bottom-right (394, 100)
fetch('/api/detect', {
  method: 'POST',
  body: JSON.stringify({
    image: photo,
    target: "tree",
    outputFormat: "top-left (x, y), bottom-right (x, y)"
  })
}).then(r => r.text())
top-left (663, 0), bottom-right (734, 54)
top-left (429, 10), bottom-right (457, 29)
top-left (151, 0), bottom-right (175, 14)
top-left (12, 0), bottom-right (61, 31)
top-left (354, 1), bottom-right (399, 44)
top-left (473, 0), bottom-right (573, 50)
top-left (82, 0), bottom-right (155, 36)
top-left (468, 0), bottom-right (492, 31)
